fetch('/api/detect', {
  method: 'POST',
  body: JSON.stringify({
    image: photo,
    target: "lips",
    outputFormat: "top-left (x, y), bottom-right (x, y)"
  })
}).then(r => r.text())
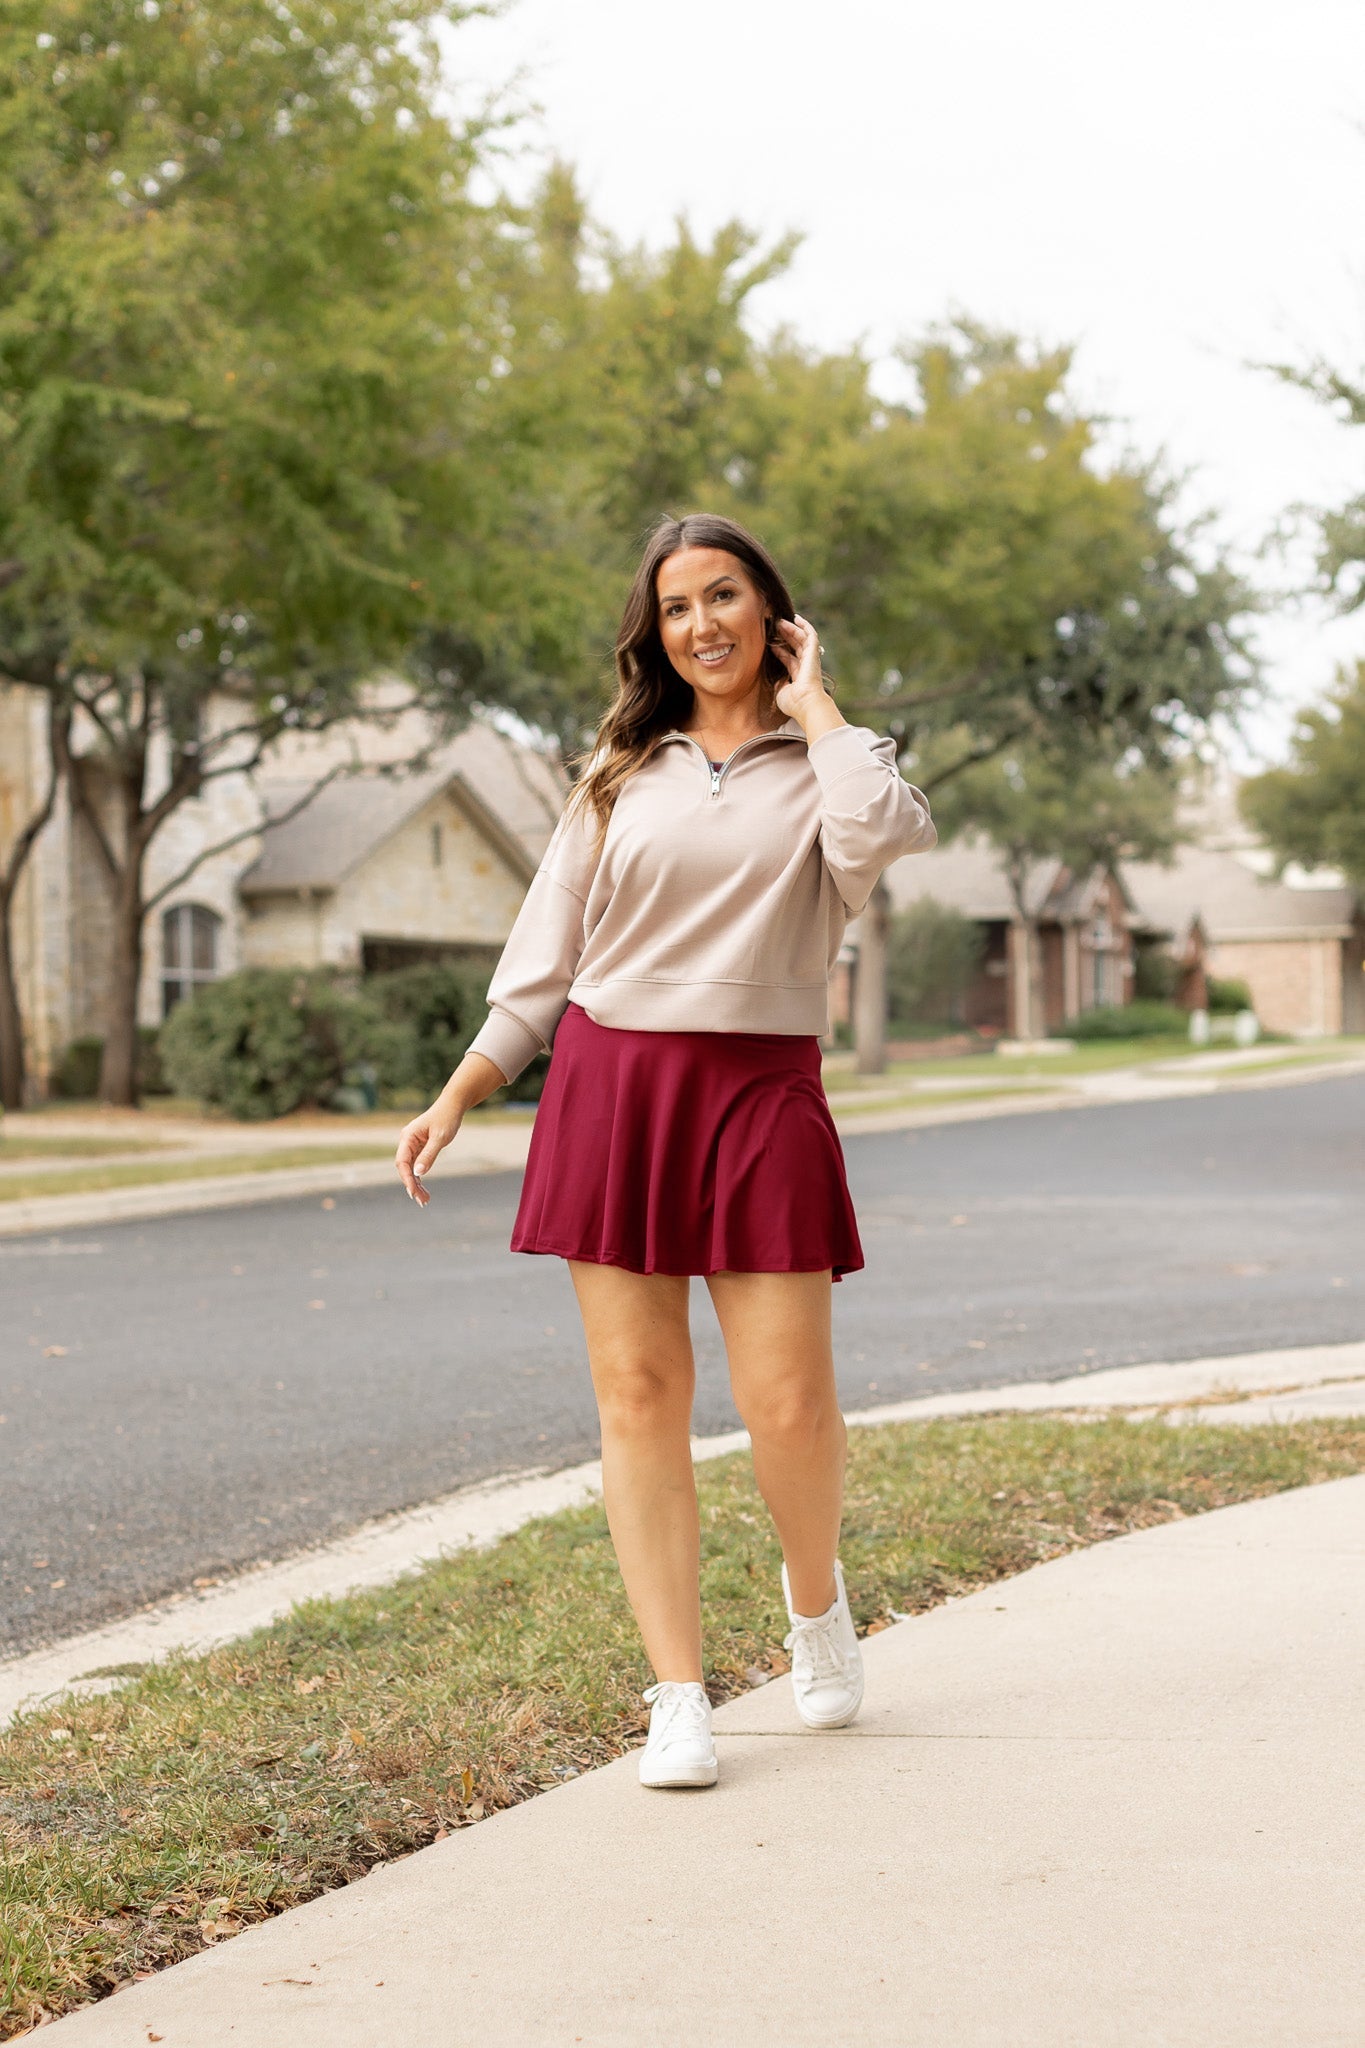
top-left (693, 644), bottom-right (735, 666)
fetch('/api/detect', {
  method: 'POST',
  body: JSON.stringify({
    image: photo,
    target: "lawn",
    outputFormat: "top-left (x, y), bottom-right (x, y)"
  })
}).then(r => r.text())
top-left (0, 1135), bottom-right (168, 1162)
top-left (3, 1412), bottom-right (1363, 2035)
top-left (0, 1145), bottom-right (397, 1204)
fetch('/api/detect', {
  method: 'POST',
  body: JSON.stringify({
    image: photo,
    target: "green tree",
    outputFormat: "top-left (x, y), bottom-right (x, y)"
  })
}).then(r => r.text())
top-left (0, 0), bottom-right (511, 1103)
top-left (1239, 663), bottom-right (1365, 891)
top-left (886, 899), bottom-right (985, 1030)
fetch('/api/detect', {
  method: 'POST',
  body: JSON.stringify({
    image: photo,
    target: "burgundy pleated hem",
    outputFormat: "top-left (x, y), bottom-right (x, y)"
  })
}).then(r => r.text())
top-left (510, 1002), bottom-right (864, 1283)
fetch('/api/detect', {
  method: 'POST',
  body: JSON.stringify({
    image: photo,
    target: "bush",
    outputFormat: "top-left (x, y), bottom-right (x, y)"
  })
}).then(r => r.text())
top-left (1132, 946), bottom-right (1181, 1002)
top-left (52, 1036), bottom-right (103, 1099)
top-left (887, 899), bottom-right (985, 1028)
top-left (1065, 1001), bottom-right (1190, 1041)
top-left (360, 962), bottom-right (498, 1100)
top-left (1206, 974), bottom-right (1254, 1015)
top-left (52, 1028), bottom-right (170, 1099)
top-left (360, 961), bottom-right (551, 1104)
top-left (159, 969), bottom-right (368, 1120)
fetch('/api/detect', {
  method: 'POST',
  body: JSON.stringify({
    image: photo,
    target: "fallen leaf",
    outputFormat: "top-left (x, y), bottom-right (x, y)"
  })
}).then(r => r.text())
top-left (321, 1197), bottom-right (336, 1210)
top-left (294, 1675), bottom-right (325, 1695)
top-left (308, 1299), bottom-right (325, 1311)
top-left (43, 1344), bottom-right (69, 1358)
top-left (50, 1579), bottom-right (65, 1589)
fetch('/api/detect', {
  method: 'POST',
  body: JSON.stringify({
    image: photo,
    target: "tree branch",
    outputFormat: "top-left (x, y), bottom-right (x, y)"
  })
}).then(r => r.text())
top-left (0, 699), bottom-right (67, 902)
top-left (917, 727), bottom-right (1023, 796)
top-left (143, 763), bottom-right (349, 912)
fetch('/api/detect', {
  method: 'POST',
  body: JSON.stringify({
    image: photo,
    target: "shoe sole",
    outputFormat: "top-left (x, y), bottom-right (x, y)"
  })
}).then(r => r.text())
top-left (639, 1760), bottom-right (719, 1788)
top-left (793, 1681), bottom-right (865, 1730)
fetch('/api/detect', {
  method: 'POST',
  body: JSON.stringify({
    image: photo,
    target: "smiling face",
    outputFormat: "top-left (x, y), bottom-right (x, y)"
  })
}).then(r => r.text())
top-left (655, 546), bottom-right (772, 711)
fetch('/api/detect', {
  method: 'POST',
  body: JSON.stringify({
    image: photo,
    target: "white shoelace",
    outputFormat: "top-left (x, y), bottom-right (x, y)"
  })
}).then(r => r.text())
top-left (642, 1681), bottom-right (711, 1745)
top-left (783, 1610), bottom-right (847, 1686)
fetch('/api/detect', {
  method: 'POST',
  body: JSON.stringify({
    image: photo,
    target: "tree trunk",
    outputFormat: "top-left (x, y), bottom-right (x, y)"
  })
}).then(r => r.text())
top-left (0, 897), bottom-right (26, 1110)
top-left (0, 693), bottom-right (66, 1109)
top-left (99, 877), bottom-right (146, 1108)
top-left (854, 873), bottom-right (890, 1075)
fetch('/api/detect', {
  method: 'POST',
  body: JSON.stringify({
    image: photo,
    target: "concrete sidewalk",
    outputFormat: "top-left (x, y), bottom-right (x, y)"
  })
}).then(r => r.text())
top-left (45, 1474), bottom-right (1365, 2046)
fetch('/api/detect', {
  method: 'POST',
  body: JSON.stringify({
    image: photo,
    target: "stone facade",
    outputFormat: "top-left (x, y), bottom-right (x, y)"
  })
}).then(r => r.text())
top-left (0, 680), bottom-right (566, 1094)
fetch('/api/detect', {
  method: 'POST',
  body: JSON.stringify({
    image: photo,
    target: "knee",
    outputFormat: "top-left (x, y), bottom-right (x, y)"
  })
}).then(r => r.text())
top-left (741, 1386), bottom-right (843, 1456)
top-left (594, 1357), bottom-right (689, 1436)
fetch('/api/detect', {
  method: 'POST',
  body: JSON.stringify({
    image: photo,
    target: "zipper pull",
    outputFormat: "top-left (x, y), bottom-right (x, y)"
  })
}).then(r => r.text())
top-left (709, 766), bottom-right (721, 798)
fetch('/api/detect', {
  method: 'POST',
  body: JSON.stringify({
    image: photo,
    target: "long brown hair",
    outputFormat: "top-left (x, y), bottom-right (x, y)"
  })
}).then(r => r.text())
top-left (567, 513), bottom-right (798, 842)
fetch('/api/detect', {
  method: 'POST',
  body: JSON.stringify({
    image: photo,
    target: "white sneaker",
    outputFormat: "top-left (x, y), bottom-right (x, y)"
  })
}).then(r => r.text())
top-left (638, 1681), bottom-right (718, 1788)
top-left (782, 1559), bottom-right (864, 1729)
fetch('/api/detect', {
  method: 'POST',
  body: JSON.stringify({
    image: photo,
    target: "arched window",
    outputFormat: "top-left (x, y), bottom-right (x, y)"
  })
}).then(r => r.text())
top-left (161, 904), bottom-right (222, 1016)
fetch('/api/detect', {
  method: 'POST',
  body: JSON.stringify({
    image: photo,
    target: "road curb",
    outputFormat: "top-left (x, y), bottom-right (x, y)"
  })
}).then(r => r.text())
top-left (4, 1337), bottom-right (1362, 1728)
top-left (4, 1053), bottom-right (1363, 1236)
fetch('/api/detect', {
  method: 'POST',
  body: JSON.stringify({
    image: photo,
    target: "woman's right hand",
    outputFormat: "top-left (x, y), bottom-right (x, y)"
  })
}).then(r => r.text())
top-left (394, 1103), bottom-right (464, 1207)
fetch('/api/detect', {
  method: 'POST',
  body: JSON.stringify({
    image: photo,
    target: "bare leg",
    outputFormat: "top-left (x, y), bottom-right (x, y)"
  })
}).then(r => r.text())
top-left (567, 1261), bottom-right (702, 1682)
top-left (705, 1269), bottom-right (845, 1616)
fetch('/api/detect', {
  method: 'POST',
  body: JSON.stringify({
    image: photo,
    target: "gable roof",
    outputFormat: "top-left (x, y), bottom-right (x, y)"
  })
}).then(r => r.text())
top-left (1125, 844), bottom-right (1359, 943)
top-left (239, 719), bottom-right (567, 897)
top-left (883, 836), bottom-right (1114, 924)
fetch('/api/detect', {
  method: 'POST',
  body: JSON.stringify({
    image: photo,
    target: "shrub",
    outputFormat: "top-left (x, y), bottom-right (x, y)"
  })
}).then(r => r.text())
top-left (360, 961), bottom-right (550, 1104)
top-left (1065, 1001), bottom-right (1190, 1041)
top-left (52, 1028), bottom-right (169, 1099)
top-left (1132, 946), bottom-right (1181, 1002)
top-left (52, 1036), bottom-right (103, 1099)
top-left (1206, 974), bottom-right (1254, 1015)
top-left (887, 899), bottom-right (985, 1028)
top-left (159, 969), bottom-right (367, 1119)
top-left (360, 962), bottom-right (497, 1100)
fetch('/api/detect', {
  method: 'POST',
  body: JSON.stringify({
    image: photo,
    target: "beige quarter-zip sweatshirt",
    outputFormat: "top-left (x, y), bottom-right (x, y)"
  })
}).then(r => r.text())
top-left (465, 716), bottom-right (937, 1084)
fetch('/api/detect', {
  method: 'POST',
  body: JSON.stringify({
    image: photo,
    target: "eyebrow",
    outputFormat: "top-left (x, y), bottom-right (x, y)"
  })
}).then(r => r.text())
top-left (657, 574), bottom-right (739, 605)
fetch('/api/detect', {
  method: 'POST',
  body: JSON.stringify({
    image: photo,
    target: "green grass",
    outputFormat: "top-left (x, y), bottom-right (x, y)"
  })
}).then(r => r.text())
top-left (831, 1082), bottom-right (1050, 1117)
top-left (0, 1145), bottom-right (397, 1203)
top-left (823, 1035), bottom-right (1365, 1092)
top-left (0, 1135), bottom-right (168, 1162)
top-left (3, 1412), bottom-right (1363, 2034)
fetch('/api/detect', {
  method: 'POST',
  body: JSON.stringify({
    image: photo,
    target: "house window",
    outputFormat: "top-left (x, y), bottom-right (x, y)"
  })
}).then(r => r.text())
top-left (162, 904), bottom-right (222, 1016)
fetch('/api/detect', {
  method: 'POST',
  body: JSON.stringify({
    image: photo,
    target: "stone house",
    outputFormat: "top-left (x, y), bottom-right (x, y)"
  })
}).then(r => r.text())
top-left (0, 683), bottom-right (567, 1094)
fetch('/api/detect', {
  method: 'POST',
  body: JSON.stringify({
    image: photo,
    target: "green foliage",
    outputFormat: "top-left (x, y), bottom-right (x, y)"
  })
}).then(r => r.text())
top-left (1132, 946), bottom-right (1181, 1002)
top-left (1239, 664), bottom-right (1365, 893)
top-left (887, 899), bottom-right (986, 1027)
top-left (51, 1036), bottom-right (104, 1101)
top-left (358, 961), bottom-right (499, 1101)
top-left (358, 962), bottom-right (549, 1104)
top-left (158, 968), bottom-right (366, 1120)
top-left (52, 1028), bottom-right (167, 1098)
top-left (158, 963), bottom-right (549, 1117)
top-left (927, 744), bottom-right (1181, 892)
top-left (1205, 975), bottom-right (1254, 1016)
top-left (1065, 1001), bottom-right (1189, 1041)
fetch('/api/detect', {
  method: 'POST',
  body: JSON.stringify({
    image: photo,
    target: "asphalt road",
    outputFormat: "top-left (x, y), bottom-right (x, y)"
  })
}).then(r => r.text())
top-left (3, 1073), bottom-right (1363, 1656)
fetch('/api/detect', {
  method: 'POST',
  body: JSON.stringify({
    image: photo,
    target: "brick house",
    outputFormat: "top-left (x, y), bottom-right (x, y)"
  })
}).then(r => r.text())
top-left (867, 835), bottom-right (1150, 1038)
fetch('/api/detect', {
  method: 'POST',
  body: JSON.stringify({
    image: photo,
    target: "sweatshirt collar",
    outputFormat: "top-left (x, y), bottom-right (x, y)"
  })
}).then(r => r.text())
top-left (660, 717), bottom-right (807, 748)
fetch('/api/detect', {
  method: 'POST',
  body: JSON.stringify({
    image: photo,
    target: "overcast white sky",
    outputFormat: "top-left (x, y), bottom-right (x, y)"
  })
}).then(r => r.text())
top-left (444, 0), bottom-right (1365, 762)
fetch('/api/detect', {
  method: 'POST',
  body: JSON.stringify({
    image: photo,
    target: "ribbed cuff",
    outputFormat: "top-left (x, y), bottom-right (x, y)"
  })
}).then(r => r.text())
top-left (806, 723), bottom-right (889, 791)
top-left (465, 1010), bottom-right (545, 1087)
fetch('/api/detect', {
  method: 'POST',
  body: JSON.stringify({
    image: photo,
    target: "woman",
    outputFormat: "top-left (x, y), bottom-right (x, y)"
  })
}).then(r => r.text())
top-left (394, 513), bottom-right (936, 1790)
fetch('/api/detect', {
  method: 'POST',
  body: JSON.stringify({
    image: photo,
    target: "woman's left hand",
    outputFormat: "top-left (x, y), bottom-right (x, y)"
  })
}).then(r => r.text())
top-left (771, 614), bottom-right (827, 721)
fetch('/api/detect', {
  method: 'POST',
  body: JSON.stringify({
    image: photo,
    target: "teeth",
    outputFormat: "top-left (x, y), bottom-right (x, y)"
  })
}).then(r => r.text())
top-left (695, 647), bottom-right (733, 663)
